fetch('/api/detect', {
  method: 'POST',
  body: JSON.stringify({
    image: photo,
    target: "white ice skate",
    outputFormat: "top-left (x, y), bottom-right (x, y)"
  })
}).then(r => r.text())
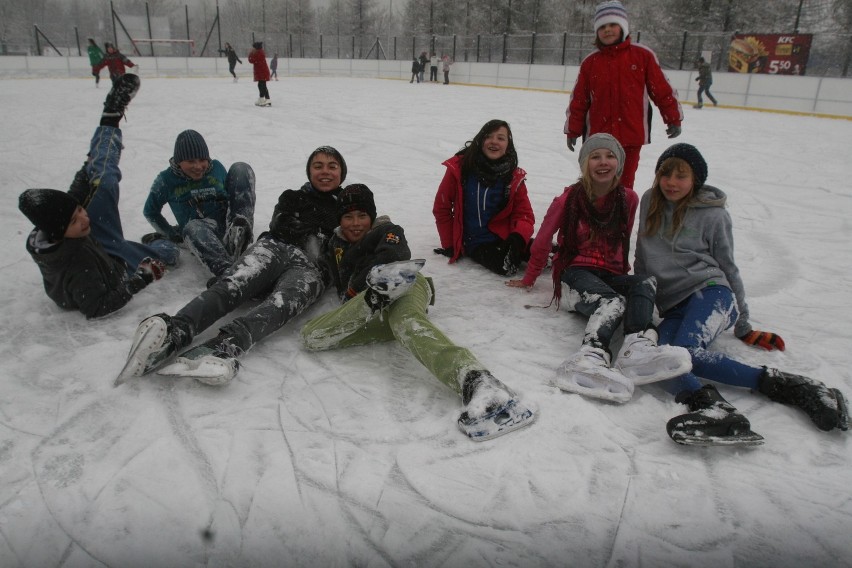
top-left (613, 329), bottom-right (692, 385)
top-left (550, 345), bottom-right (634, 403)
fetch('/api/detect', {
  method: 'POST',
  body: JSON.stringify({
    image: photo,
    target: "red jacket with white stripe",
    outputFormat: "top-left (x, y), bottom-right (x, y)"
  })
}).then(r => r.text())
top-left (564, 38), bottom-right (683, 147)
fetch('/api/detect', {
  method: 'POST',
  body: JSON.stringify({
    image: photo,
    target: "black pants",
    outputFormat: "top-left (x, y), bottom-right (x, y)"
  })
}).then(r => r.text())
top-left (257, 80), bottom-right (269, 99)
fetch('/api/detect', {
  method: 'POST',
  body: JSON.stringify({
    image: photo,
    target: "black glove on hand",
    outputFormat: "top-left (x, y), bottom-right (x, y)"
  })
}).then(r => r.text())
top-left (433, 246), bottom-right (454, 257)
top-left (136, 257), bottom-right (166, 285)
top-left (666, 125), bottom-right (681, 139)
top-left (567, 137), bottom-right (577, 152)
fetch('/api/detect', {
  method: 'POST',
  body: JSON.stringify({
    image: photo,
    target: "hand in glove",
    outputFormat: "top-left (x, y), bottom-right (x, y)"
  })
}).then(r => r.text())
top-left (127, 257), bottom-right (166, 294)
top-left (567, 137), bottom-right (577, 152)
top-left (739, 330), bottom-right (786, 351)
top-left (666, 125), bottom-right (681, 139)
top-left (433, 246), bottom-right (454, 257)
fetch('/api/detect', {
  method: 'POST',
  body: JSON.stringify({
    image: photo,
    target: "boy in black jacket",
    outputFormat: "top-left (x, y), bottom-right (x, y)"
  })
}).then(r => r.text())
top-left (117, 147), bottom-right (348, 386)
top-left (19, 75), bottom-right (174, 319)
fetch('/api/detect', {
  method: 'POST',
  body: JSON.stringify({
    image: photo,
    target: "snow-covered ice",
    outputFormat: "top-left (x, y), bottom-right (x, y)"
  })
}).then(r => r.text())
top-left (1, 76), bottom-right (850, 567)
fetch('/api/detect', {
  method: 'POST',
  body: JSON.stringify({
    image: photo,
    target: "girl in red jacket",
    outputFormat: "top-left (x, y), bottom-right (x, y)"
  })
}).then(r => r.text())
top-left (564, 0), bottom-right (683, 190)
top-left (432, 119), bottom-right (534, 276)
top-left (248, 42), bottom-right (271, 107)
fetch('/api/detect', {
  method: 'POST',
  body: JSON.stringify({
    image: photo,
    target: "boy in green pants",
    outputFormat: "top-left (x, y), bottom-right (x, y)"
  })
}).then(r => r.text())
top-left (301, 184), bottom-right (536, 441)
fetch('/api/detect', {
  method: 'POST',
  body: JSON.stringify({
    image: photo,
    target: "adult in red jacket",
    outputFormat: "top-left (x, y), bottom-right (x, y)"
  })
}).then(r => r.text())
top-left (433, 119), bottom-right (535, 276)
top-left (564, 1), bottom-right (682, 190)
top-left (248, 42), bottom-right (271, 107)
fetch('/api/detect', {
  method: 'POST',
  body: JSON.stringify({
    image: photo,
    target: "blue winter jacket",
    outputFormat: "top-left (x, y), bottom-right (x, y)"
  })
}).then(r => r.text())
top-left (144, 159), bottom-right (229, 241)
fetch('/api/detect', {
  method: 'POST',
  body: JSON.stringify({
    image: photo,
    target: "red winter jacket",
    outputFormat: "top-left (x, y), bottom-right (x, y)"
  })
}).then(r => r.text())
top-left (564, 38), bottom-right (682, 147)
top-left (248, 48), bottom-right (270, 82)
top-left (93, 51), bottom-right (135, 81)
top-left (433, 154), bottom-right (535, 264)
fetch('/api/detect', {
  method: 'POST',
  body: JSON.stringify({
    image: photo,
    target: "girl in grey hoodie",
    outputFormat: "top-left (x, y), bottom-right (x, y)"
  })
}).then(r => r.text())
top-left (635, 143), bottom-right (848, 445)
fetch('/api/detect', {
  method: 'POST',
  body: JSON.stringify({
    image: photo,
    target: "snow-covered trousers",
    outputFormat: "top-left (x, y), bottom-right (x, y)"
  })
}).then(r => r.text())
top-left (85, 126), bottom-right (180, 274)
top-left (657, 285), bottom-right (762, 395)
top-left (173, 235), bottom-right (325, 351)
top-left (182, 162), bottom-right (257, 277)
top-left (300, 274), bottom-right (483, 396)
top-left (560, 267), bottom-right (656, 353)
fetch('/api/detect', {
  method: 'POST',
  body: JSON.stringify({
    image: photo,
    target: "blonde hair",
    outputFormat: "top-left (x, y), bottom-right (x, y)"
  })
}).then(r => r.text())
top-left (579, 154), bottom-right (621, 200)
top-left (642, 157), bottom-right (696, 237)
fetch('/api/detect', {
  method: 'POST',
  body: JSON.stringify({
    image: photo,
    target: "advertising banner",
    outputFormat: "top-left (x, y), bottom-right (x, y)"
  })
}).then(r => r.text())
top-left (727, 33), bottom-right (812, 75)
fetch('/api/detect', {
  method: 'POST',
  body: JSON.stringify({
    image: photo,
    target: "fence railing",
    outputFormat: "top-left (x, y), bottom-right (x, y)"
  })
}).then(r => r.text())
top-left (4, 29), bottom-right (851, 78)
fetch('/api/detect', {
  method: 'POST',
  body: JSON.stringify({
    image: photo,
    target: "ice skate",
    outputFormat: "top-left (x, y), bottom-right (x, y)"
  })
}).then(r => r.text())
top-left (614, 329), bottom-right (692, 384)
top-left (551, 345), bottom-right (634, 403)
top-left (759, 368), bottom-right (849, 432)
top-left (158, 334), bottom-right (243, 386)
top-left (366, 259), bottom-right (425, 302)
top-left (102, 73), bottom-right (140, 122)
top-left (667, 384), bottom-right (764, 446)
top-left (457, 370), bottom-right (536, 441)
top-left (115, 314), bottom-right (182, 385)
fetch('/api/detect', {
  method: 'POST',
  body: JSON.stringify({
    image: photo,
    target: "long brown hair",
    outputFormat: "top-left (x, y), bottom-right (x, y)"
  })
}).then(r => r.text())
top-left (456, 119), bottom-right (518, 182)
top-left (643, 157), bottom-right (696, 237)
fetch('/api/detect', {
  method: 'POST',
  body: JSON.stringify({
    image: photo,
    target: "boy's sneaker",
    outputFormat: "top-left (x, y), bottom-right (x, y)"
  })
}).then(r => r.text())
top-left (158, 334), bottom-right (243, 386)
top-left (551, 345), bottom-right (634, 403)
top-left (614, 329), bottom-right (692, 384)
top-left (102, 73), bottom-right (141, 120)
top-left (667, 384), bottom-right (764, 446)
top-left (758, 367), bottom-right (849, 432)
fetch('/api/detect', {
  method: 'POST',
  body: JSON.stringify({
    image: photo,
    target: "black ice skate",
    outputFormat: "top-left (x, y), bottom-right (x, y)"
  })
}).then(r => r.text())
top-left (758, 368), bottom-right (849, 432)
top-left (102, 73), bottom-right (141, 122)
top-left (667, 384), bottom-right (764, 446)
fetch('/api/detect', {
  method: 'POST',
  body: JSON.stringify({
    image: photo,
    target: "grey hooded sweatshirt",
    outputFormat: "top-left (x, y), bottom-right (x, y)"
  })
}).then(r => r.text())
top-left (634, 185), bottom-right (752, 338)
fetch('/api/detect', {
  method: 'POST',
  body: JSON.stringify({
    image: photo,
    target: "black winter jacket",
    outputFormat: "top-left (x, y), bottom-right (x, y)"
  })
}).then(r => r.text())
top-left (326, 215), bottom-right (411, 300)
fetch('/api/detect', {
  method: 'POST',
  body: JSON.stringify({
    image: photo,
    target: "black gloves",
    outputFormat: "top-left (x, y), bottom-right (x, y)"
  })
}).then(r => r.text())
top-left (666, 125), bottom-right (682, 139)
top-left (567, 137), bottom-right (577, 152)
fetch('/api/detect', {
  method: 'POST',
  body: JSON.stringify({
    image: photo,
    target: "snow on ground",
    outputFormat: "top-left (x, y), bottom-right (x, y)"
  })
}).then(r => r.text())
top-left (0, 76), bottom-right (850, 568)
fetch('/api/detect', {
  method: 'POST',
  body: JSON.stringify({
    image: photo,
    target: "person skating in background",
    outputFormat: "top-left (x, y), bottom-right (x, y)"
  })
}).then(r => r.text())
top-left (694, 56), bottom-right (718, 109)
top-left (429, 52), bottom-right (439, 82)
top-left (635, 143), bottom-right (848, 445)
top-left (442, 54), bottom-right (452, 84)
top-left (507, 134), bottom-right (691, 403)
top-left (564, 0), bottom-right (683, 190)
top-left (93, 43), bottom-right (136, 85)
top-left (270, 52), bottom-right (279, 80)
top-left (301, 184), bottom-right (536, 441)
top-left (87, 38), bottom-right (104, 87)
top-left (117, 147), bottom-right (348, 386)
top-left (143, 130), bottom-right (256, 278)
top-left (218, 42), bottom-right (242, 82)
top-left (433, 119), bottom-right (535, 276)
top-left (18, 75), bottom-right (177, 319)
top-left (418, 51), bottom-right (428, 83)
top-left (249, 42), bottom-right (271, 106)
top-left (410, 57), bottom-right (421, 83)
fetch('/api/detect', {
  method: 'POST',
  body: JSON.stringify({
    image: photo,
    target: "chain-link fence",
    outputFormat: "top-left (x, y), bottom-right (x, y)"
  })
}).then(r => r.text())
top-left (5, 22), bottom-right (851, 77)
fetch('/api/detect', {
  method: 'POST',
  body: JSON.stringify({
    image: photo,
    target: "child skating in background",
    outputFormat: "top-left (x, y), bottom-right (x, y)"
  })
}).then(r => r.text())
top-left (636, 143), bottom-right (848, 445)
top-left (508, 134), bottom-right (691, 403)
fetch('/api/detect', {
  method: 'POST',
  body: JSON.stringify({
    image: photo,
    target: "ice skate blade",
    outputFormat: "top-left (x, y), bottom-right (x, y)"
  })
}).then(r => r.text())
top-left (158, 356), bottom-right (236, 386)
top-left (550, 367), bottom-right (633, 403)
top-left (670, 431), bottom-right (765, 447)
top-left (458, 399), bottom-right (537, 441)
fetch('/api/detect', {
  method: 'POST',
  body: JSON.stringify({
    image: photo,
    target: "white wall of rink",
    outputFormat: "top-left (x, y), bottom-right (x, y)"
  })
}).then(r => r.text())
top-left (2, 54), bottom-right (850, 118)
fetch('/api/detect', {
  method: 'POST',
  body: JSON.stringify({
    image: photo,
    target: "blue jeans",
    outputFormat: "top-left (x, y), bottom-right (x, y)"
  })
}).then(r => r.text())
top-left (182, 162), bottom-right (256, 277)
top-left (657, 286), bottom-right (762, 394)
top-left (85, 126), bottom-right (179, 273)
top-left (561, 267), bottom-right (656, 352)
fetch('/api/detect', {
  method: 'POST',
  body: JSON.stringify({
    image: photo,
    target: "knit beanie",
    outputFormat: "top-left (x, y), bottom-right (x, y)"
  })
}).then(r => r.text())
top-left (306, 146), bottom-right (348, 185)
top-left (173, 130), bottom-right (210, 163)
top-left (19, 188), bottom-right (80, 241)
top-left (594, 0), bottom-right (629, 37)
top-left (655, 143), bottom-right (708, 189)
top-left (337, 184), bottom-right (377, 223)
top-left (253, 42), bottom-right (263, 50)
top-left (578, 133), bottom-right (626, 178)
